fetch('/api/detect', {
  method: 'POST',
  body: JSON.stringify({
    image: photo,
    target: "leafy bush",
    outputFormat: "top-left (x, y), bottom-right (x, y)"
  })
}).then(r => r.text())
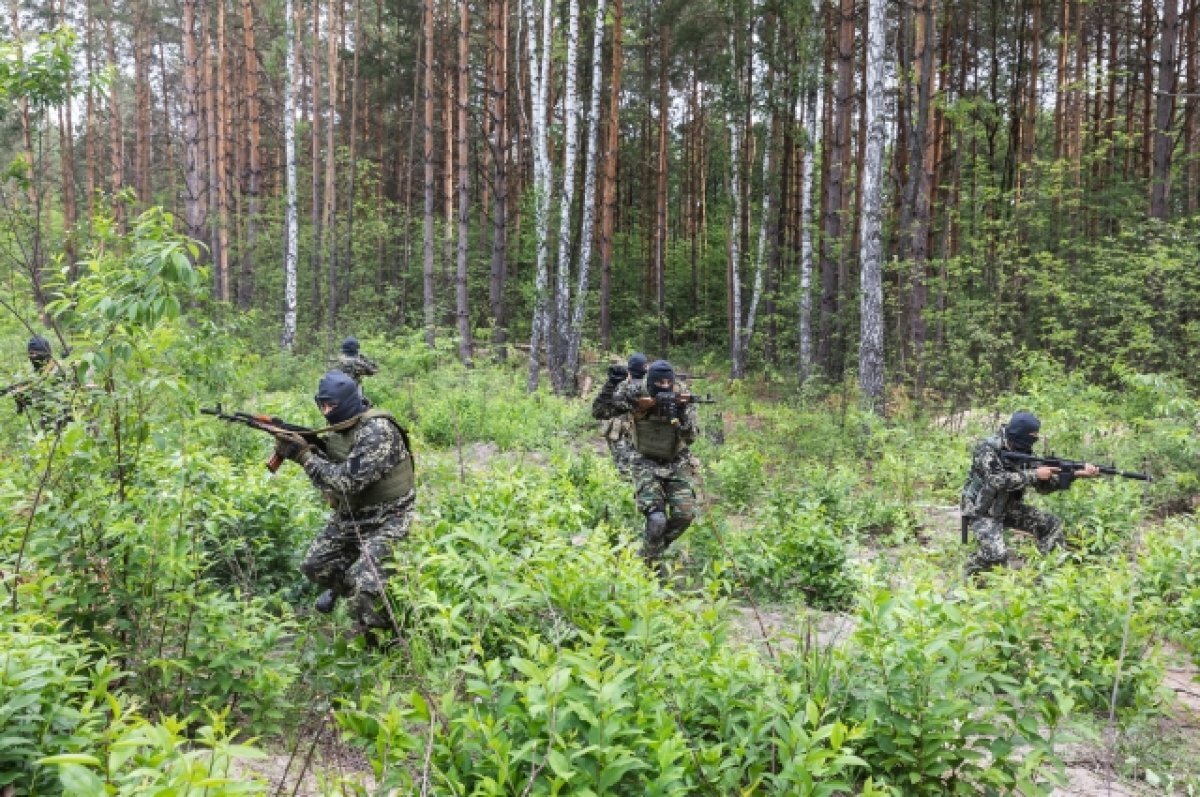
top-left (847, 584), bottom-right (1068, 795)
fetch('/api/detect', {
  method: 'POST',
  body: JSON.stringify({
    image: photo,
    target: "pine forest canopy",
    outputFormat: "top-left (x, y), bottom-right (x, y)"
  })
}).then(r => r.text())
top-left (1, 0), bottom-right (1199, 401)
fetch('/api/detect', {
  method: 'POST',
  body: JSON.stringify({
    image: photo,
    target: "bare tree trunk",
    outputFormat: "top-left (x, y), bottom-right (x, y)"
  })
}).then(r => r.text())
top-left (1186, 0), bottom-right (1198, 214)
top-left (182, 0), bottom-right (209, 251)
top-left (103, 0), bottom-right (125, 231)
top-left (133, 0), bottom-right (151, 206)
top-left (282, 0), bottom-right (299, 350)
top-left (798, 1), bottom-right (822, 381)
top-left (240, 0), bottom-right (261, 307)
top-left (308, 0), bottom-right (322, 319)
top-left (487, 0), bottom-right (509, 354)
top-left (552, 0), bottom-right (582, 391)
top-left (564, 0), bottom-right (608, 387)
top-left (455, 0), bottom-right (473, 363)
top-left (422, 0), bottom-right (437, 347)
top-left (323, 0), bottom-right (341, 328)
top-left (819, 0), bottom-right (854, 377)
top-left (85, 0), bottom-right (97, 222)
top-left (653, 22), bottom-right (670, 354)
top-left (1151, 0), bottom-right (1179, 219)
top-left (214, 0), bottom-right (232, 302)
top-left (859, 0), bottom-right (886, 411)
top-left (597, 0), bottom-right (623, 351)
top-left (525, 0), bottom-right (554, 392)
top-left (56, 0), bottom-right (78, 277)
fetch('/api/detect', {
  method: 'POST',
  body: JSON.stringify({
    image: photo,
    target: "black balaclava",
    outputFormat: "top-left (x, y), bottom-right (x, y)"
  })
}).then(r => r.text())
top-left (646, 359), bottom-right (675, 394)
top-left (340, 336), bottom-right (361, 357)
top-left (1005, 411), bottom-right (1041, 454)
top-left (27, 335), bottom-right (52, 370)
top-left (627, 352), bottom-right (648, 380)
top-left (315, 370), bottom-right (365, 424)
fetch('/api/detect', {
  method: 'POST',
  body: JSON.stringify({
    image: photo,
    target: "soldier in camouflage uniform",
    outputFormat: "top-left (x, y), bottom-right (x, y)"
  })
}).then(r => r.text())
top-left (12, 336), bottom-right (71, 431)
top-left (333, 336), bottom-right (380, 385)
top-left (593, 352), bottom-right (647, 478)
top-left (593, 359), bottom-right (699, 575)
top-left (960, 411), bottom-right (1098, 578)
top-left (274, 370), bottom-right (415, 639)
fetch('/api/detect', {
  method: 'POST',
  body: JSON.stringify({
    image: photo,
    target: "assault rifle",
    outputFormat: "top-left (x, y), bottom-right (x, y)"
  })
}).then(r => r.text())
top-left (201, 405), bottom-right (327, 473)
top-left (0, 380), bottom-right (30, 398)
top-left (633, 391), bottom-right (716, 424)
top-left (999, 451), bottom-right (1151, 487)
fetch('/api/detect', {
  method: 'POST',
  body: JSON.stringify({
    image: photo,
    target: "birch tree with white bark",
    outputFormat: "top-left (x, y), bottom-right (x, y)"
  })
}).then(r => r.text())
top-left (859, 0), bottom-right (888, 409)
top-left (525, 0), bottom-right (554, 391)
top-left (550, 0), bottom-right (581, 393)
top-left (798, 0), bottom-right (823, 381)
top-left (280, 0), bottom-right (298, 351)
top-left (564, 0), bottom-right (608, 391)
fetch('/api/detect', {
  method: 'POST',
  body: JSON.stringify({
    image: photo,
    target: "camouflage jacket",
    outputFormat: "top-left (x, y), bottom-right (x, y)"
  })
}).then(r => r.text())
top-left (961, 433), bottom-right (1062, 518)
top-left (303, 415), bottom-right (413, 507)
top-left (334, 353), bottom-right (380, 383)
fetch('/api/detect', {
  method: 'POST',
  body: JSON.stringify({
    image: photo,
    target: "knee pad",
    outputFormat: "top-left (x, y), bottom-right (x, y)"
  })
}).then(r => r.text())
top-left (645, 510), bottom-right (668, 538)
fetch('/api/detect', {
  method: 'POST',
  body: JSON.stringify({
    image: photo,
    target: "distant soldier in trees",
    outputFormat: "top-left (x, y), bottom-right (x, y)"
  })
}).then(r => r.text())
top-left (960, 411), bottom-right (1099, 578)
top-left (7, 335), bottom-right (71, 431)
top-left (333, 336), bottom-right (379, 385)
top-left (593, 352), bottom-right (647, 478)
top-left (273, 371), bottom-right (415, 646)
top-left (593, 359), bottom-right (699, 578)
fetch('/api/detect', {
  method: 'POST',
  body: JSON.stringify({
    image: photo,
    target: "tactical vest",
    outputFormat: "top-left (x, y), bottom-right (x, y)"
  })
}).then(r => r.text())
top-left (631, 414), bottom-right (684, 462)
top-left (323, 409), bottom-right (414, 510)
top-left (960, 435), bottom-right (1016, 519)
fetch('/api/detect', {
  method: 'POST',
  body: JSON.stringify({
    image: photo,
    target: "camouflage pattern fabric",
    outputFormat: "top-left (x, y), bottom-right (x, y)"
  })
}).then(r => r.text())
top-left (299, 497), bottom-right (412, 629)
top-left (301, 415), bottom-right (413, 629)
top-left (961, 432), bottom-right (1068, 577)
top-left (334, 353), bottom-right (380, 383)
top-left (14, 363), bottom-right (72, 431)
top-left (631, 451), bottom-right (697, 563)
top-left (607, 436), bottom-right (636, 478)
top-left (593, 378), bottom-right (638, 478)
top-left (964, 505), bottom-right (1064, 576)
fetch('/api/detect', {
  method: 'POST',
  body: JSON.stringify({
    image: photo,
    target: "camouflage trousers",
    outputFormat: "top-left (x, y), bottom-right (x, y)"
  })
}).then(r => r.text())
top-left (631, 452), bottom-right (698, 564)
top-left (964, 502), bottom-right (1064, 577)
top-left (300, 496), bottom-right (413, 630)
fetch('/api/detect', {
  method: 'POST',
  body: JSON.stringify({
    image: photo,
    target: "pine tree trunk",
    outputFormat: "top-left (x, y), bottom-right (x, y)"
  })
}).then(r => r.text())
top-left (310, 0), bottom-right (323, 319)
top-left (181, 0), bottom-right (209, 251)
top-left (487, 0), bottom-right (509, 354)
top-left (84, 0), bottom-right (97, 222)
top-left (57, 0), bottom-right (78, 277)
top-left (133, 0), bottom-right (151, 206)
top-left (653, 22), bottom-right (670, 355)
top-left (422, 0), bottom-right (437, 347)
top-left (1151, 0), bottom-right (1179, 219)
top-left (323, 0), bottom-right (341, 329)
top-left (819, 0), bottom-right (854, 377)
top-left (455, 0), bottom-right (473, 364)
top-left (240, 0), bottom-right (261, 307)
top-left (598, 0), bottom-right (623, 352)
top-left (214, 0), bottom-right (232, 302)
top-left (103, 0), bottom-right (125, 230)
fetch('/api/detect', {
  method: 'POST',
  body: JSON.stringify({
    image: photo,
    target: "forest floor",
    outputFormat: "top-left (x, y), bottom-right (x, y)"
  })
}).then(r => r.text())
top-left (233, 447), bottom-right (1200, 795)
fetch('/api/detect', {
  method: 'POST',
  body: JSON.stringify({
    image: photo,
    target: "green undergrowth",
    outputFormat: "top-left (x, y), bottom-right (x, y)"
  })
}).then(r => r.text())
top-left (4, 254), bottom-right (1200, 792)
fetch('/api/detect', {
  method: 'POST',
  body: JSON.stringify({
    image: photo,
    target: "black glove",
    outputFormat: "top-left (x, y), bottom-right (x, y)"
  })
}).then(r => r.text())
top-left (13, 393), bottom-right (29, 413)
top-left (275, 434), bottom-right (311, 465)
top-left (607, 364), bottom-right (628, 383)
top-left (674, 398), bottom-right (691, 422)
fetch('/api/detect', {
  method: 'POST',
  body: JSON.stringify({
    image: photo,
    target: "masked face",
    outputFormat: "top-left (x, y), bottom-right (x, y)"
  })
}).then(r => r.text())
top-left (314, 371), bottom-right (364, 424)
top-left (1005, 411), bottom-right (1041, 454)
top-left (645, 359), bottom-right (675, 394)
